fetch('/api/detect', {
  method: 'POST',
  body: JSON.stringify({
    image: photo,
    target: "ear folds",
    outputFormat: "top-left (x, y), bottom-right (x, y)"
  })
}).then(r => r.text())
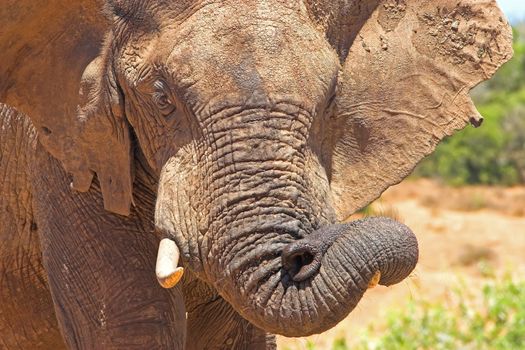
top-left (0, 1), bottom-right (132, 215)
top-left (65, 52), bottom-right (134, 216)
top-left (329, 0), bottom-right (513, 220)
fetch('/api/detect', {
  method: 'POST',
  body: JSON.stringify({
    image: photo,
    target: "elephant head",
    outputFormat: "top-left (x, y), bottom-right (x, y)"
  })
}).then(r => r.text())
top-left (1, 0), bottom-right (512, 337)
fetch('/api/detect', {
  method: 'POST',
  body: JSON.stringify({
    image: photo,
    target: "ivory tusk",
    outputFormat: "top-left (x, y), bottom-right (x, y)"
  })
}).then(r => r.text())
top-left (367, 271), bottom-right (381, 289)
top-left (156, 238), bottom-right (184, 289)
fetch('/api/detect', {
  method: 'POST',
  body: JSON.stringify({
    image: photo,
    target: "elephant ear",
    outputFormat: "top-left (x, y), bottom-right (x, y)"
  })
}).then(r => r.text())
top-left (330, 0), bottom-right (513, 220)
top-left (0, 1), bottom-right (133, 216)
top-left (69, 48), bottom-right (134, 216)
top-left (304, 0), bottom-right (381, 58)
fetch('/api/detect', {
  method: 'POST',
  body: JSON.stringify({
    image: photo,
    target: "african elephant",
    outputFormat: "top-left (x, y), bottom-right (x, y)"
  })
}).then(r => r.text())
top-left (0, 0), bottom-right (512, 349)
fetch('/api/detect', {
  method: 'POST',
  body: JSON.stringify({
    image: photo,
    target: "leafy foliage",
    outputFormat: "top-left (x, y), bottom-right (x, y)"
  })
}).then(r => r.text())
top-left (415, 25), bottom-right (525, 185)
top-left (293, 276), bottom-right (525, 350)
top-left (355, 276), bottom-right (525, 350)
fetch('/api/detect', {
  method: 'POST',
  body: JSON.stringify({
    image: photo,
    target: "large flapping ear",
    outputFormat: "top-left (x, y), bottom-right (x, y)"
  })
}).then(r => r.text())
top-left (0, 1), bottom-right (133, 216)
top-left (329, 0), bottom-right (513, 220)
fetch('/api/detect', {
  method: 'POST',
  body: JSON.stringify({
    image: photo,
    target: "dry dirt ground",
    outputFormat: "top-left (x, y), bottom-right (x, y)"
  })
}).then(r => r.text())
top-left (278, 179), bottom-right (525, 349)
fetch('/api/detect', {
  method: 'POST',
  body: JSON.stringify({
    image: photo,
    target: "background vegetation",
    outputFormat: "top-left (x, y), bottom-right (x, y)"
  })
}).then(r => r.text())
top-left (301, 275), bottom-right (525, 350)
top-left (415, 25), bottom-right (525, 186)
top-left (357, 276), bottom-right (525, 350)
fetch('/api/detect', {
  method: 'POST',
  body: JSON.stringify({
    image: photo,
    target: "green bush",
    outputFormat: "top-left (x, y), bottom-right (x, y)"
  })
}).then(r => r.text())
top-left (503, 106), bottom-right (525, 182)
top-left (293, 277), bottom-right (525, 350)
top-left (356, 276), bottom-right (525, 350)
top-left (415, 26), bottom-right (525, 186)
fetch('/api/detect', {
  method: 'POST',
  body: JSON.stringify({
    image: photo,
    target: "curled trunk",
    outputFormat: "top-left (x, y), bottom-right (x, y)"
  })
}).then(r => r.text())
top-left (213, 217), bottom-right (418, 336)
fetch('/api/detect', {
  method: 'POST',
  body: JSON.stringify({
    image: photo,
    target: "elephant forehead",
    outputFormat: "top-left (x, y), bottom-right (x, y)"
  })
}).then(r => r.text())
top-left (161, 1), bottom-right (340, 106)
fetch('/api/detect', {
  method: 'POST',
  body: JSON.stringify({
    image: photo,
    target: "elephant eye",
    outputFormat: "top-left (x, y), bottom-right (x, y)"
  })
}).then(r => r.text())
top-left (152, 80), bottom-right (176, 116)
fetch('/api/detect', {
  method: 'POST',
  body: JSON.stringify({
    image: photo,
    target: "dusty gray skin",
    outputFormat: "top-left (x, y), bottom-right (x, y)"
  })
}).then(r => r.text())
top-left (0, 0), bottom-right (512, 349)
top-left (282, 218), bottom-right (418, 287)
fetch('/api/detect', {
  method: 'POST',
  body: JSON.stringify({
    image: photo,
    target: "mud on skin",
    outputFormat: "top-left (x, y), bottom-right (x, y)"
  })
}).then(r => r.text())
top-left (0, 0), bottom-right (513, 349)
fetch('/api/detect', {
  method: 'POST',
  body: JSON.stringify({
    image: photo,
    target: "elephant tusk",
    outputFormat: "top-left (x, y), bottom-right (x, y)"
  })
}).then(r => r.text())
top-left (156, 238), bottom-right (184, 289)
top-left (367, 271), bottom-right (381, 289)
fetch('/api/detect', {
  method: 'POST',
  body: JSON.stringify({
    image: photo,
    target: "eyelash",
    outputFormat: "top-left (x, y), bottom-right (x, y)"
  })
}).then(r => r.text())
top-left (152, 80), bottom-right (177, 116)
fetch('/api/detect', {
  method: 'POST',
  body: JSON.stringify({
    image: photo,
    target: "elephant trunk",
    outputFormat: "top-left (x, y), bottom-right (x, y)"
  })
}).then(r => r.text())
top-left (214, 217), bottom-right (418, 336)
top-left (155, 106), bottom-right (418, 336)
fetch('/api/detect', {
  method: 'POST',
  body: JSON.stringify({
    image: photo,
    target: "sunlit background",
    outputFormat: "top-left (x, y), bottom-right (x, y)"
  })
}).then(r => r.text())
top-left (499, 0), bottom-right (525, 23)
top-left (279, 1), bottom-right (525, 349)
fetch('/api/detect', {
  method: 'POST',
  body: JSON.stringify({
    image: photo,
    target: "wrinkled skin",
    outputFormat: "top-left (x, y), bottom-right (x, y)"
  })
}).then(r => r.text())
top-left (0, 0), bottom-right (512, 349)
